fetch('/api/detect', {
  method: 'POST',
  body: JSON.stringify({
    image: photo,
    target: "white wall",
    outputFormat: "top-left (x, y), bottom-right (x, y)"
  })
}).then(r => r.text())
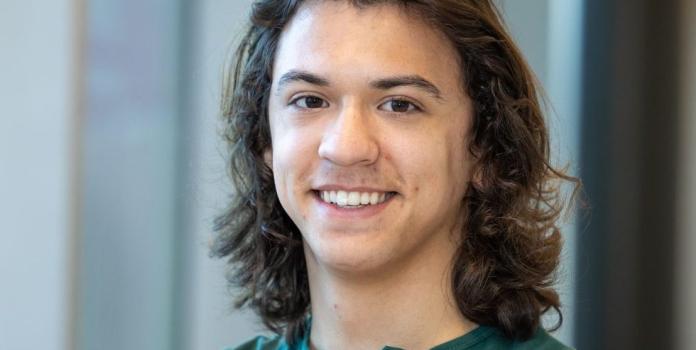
top-left (0, 1), bottom-right (79, 349)
top-left (544, 0), bottom-right (583, 345)
top-left (75, 0), bottom-right (181, 348)
top-left (499, 1), bottom-right (583, 345)
top-left (185, 0), bottom-right (265, 348)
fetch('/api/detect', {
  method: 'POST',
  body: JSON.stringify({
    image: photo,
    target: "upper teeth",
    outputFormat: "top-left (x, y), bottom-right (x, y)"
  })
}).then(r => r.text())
top-left (320, 190), bottom-right (387, 206)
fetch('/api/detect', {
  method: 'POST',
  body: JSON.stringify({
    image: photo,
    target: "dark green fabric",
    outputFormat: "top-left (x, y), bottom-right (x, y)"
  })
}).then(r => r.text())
top-left (226, 322), bottom-right (573, 350)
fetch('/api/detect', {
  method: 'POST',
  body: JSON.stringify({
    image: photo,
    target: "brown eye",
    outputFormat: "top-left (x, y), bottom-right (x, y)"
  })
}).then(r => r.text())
top-left (379, 98), bottom-right (420, 113)
top-left (293, 96), bottom-right (328, 109)
top-left (390, 100), bottom-right (411, 112)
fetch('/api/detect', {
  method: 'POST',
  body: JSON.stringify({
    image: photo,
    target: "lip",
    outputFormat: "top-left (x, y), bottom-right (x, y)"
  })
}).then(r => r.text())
top-left (311, 190), bottom-right (396, 220)
top-left (313, 184), bottom-right (395, 193)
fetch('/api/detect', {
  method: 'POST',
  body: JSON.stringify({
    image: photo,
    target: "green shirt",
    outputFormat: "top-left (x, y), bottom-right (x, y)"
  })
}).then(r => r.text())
top-left (227, 323), bottom-right (573, 350)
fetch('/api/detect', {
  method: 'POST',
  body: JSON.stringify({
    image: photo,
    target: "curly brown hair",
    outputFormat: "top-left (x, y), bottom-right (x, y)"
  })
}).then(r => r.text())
top-left (213, 0), bottom-right (580, 344)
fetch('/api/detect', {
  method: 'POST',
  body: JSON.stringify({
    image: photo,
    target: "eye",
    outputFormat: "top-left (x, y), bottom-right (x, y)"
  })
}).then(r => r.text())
top-left (378, 98), bottom-right (421, 113)
top-left (290, 95), bottom-right (329, 109)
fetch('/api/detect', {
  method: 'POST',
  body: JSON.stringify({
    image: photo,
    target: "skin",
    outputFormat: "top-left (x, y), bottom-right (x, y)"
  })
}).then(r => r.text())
top-left (267, 2), bottom-right (478, 349)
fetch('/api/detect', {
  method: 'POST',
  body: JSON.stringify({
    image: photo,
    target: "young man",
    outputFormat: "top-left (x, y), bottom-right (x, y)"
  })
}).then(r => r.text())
top-left (214, 1), bottom-right (578, 349)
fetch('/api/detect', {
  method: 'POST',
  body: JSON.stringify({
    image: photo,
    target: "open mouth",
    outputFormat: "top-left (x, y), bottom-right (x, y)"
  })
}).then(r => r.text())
top-left (313, 190), bottom-right (397, 208)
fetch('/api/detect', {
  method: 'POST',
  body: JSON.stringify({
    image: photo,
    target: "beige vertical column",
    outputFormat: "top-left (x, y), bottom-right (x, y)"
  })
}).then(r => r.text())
top-left (676, 0), bottom-right (696, 349)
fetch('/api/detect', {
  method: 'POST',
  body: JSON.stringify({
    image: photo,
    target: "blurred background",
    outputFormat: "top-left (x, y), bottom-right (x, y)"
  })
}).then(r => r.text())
top-left (0, 0), bottom-right (693, 349)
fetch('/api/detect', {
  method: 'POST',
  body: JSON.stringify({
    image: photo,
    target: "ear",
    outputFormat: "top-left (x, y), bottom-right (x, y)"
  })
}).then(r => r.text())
top-left (469, 165), bottom-right (483, 189)
top-left (263, 148), bottom-right (273, 169)
top-left (465, 143), bottom-right (483, 189)
top-left (466, 154), bottom-right (483, 190)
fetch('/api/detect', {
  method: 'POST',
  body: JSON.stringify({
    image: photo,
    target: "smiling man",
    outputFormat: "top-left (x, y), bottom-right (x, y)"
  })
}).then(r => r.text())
top-left (214, 1), bottom-right (577, 349)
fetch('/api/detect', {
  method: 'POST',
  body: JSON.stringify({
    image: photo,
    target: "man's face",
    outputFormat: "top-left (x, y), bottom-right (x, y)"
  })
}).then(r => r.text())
top-left (268, 2), bottom-right (475, 275)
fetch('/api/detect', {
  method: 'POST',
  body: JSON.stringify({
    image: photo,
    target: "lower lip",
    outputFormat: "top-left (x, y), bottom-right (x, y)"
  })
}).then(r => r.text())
top-left (312, 191), bottom-right (395, 220)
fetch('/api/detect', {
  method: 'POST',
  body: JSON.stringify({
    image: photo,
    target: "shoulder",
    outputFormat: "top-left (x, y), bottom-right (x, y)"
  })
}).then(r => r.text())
top-left (474, 327), bottom-right (573, 350)
top-left (509, 328), bottom-right (573, 350)
top-left (223, 334), bottom-right (288, 350)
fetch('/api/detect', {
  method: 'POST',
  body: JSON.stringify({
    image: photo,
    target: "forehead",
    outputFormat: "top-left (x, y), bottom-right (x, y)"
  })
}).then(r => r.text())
top-left (272, 1), bottom-right (462, 88)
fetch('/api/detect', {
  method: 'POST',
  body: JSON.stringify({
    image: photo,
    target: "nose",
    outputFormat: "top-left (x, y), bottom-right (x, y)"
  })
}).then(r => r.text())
top-left (317, 102), bottom-right (379, 166)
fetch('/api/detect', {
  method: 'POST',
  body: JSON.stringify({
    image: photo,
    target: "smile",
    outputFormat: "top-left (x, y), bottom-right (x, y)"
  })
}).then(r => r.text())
top-left (317, 190), bottom-right (395, 208)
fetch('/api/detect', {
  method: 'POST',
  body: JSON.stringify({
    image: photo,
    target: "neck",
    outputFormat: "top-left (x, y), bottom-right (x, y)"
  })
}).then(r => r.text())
top-left (304, 234), bottom-right (477, 350)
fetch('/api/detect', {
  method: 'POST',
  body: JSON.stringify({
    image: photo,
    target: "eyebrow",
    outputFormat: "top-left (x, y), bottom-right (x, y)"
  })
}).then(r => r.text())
top-left (275, 69), bottom-right (443, 100)
top-left (277, 70), bottom-right (330, 93)
top-left (370, 75), bottom-right (443, 100)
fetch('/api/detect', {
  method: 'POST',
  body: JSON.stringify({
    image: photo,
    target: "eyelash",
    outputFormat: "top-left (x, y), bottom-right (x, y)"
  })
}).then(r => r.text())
top-left (378, 97), bottom-right (422, 114)
top-left (288, 95), bottom-right (423, 114)
top-left (289, 95), bottom-right (329, 109)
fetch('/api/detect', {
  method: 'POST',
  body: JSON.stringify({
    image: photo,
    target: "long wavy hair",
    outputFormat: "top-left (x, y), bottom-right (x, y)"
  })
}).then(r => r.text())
top-left (213, 0), bottom-right (580, 344)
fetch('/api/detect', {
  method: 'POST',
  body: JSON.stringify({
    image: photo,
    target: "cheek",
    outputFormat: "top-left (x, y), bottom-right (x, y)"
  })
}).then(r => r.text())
top-left (271, 136), bottom-right (303, 188)
top-left (271, 136), bottom-right (309, 221)
top-left (393, 125), bottom-right (471, 198)
top-left (443, 128), bottom-right (473, 192)
top-left (269, 118), bottom-right (322, 198)
top-left (397, 126), bottom-right (465, 170)
top-left (268, 116), bottom-right (294, 205)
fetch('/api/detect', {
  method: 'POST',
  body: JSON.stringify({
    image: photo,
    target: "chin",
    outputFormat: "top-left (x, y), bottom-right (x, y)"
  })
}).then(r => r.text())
top-left (304, 234), bottom-right (392, 274)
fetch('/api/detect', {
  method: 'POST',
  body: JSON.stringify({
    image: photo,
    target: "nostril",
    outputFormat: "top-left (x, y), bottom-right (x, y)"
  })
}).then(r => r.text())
top-left (317, 113), bottom-right (379, 166)
top-left (317, 138), bottom-right (380, 166)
